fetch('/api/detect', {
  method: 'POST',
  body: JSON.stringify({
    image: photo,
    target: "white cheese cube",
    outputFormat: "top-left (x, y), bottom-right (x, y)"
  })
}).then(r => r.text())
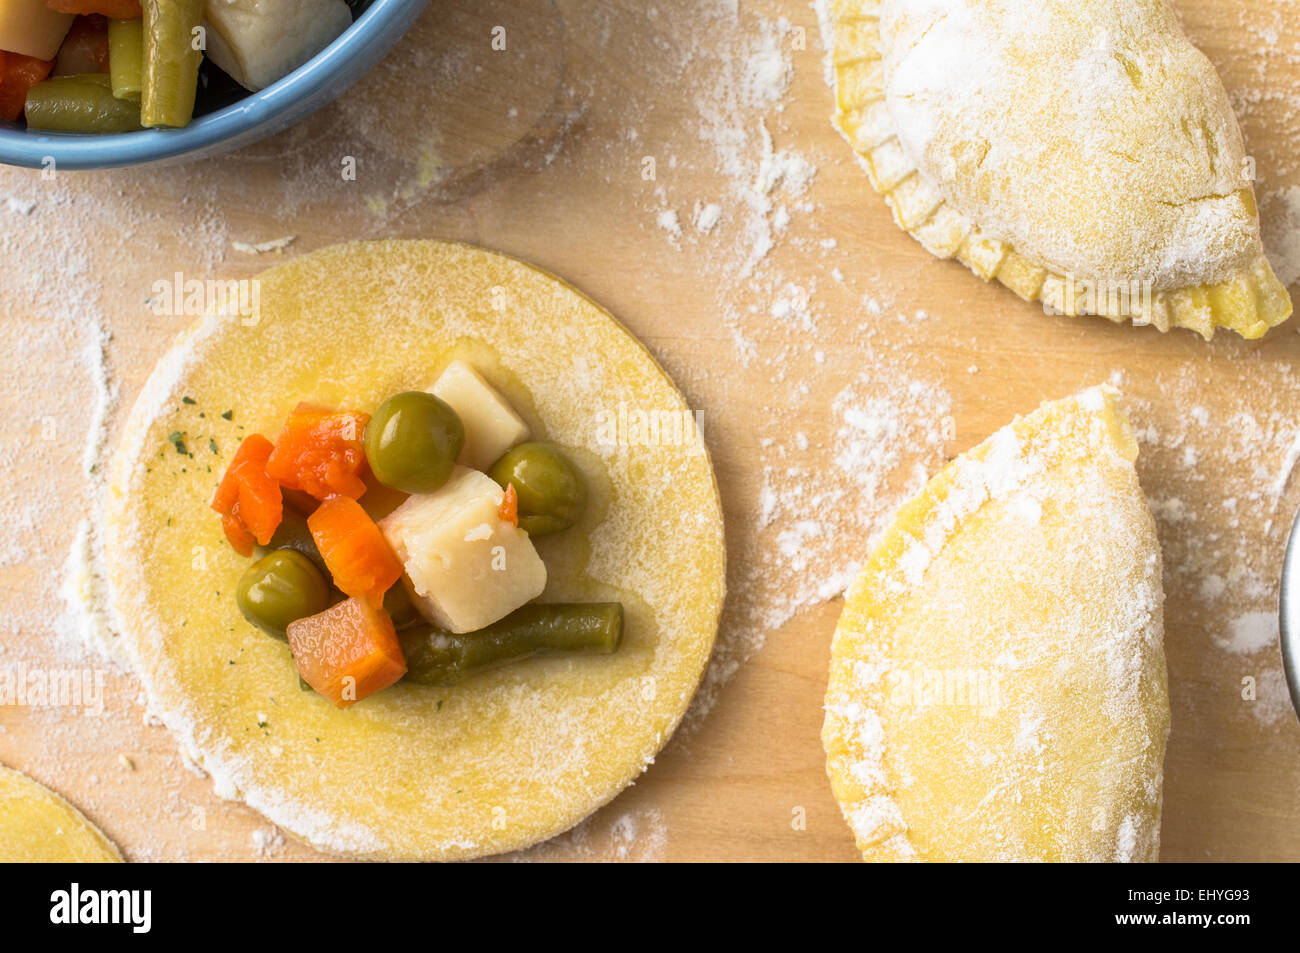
top-left (431, 360), bottom-right (530, 472)
top-left (0, 1), bottom-right (73, 60)
top-left (204, 0), bottom-right (352, 92)
top-left (378, 466), bottom-right (546, 634)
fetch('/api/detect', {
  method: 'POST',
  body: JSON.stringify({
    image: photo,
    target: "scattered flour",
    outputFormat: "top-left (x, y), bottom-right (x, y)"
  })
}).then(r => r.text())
top-left (655, 207), bottom-right (683, 240)
top-left (1248, 667), bottom-right (1294, 727)
top-left (252, 826), bottom-right (286, 858)
top-left (1263, 186), bottom-right (1300, 289)
top-left (692, 201), bottom-right (723, 233)
top-left (511, 807), bottom-right (668, 863)
top-left (231, 236), bottom-right (296, 255)
top-left (55, 521), bottom-right (129, 669)
top-left (1218, 612), bottom-right (1281, 655)
top-left (1274, 428), bottom-right (1300, 498)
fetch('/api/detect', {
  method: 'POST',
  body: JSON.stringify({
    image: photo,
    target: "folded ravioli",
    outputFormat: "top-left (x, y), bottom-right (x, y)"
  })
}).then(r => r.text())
top-left (819, 0), bottom-right (1292, 338)
top-left (823, 386), bottom-right (1170, 862)
top-left (0, 765), bottom-right (123, 863)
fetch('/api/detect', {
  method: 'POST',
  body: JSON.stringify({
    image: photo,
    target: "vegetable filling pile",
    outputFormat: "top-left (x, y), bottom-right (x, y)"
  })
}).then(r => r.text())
top-left (211, 359), bottom-right (623, 708)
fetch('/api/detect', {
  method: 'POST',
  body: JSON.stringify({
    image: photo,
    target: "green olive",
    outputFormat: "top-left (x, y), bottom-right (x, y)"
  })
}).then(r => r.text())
top-left (236, 550), bottom-right (332, 638)
top-left (364, 391), bottom-right (465, 494)
top-left (489, 442), bottom-right (587, 536)
top-left (254, 508), bottom-right (325, 573)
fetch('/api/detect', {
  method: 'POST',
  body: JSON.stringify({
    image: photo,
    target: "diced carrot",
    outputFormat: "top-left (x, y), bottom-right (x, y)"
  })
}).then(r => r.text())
top-left (307, 495), bottom-right (403, 605)
top-left (287, 598), bottom-right (407, 708)
top-left (53, 15), bottom-right (110, 76)
top-left (211, 434), bottom-right (283, 557)
top-left (266, 403), bottom-right (370, 501)
top-left (0, 51), bottom-right (55, 123)
top-left (45, 0), bottom-right (142, 17)
top-left (498, 483), bottom-right (518, 526)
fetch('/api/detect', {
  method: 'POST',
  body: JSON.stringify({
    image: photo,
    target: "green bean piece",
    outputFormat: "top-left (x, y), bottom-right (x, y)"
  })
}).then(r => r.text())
top-left (400, 603), bottom-right (624, 687)
top-left (383, 582), bottom-right (424, 632)
top-left (141, 0), bottom-right (203, 128)
top-left (108, 18), bottom-right (144, 102)
top-left (24, 75), bottom-right (143, 134)
top-left (254, 508), bottom-right (326, 574)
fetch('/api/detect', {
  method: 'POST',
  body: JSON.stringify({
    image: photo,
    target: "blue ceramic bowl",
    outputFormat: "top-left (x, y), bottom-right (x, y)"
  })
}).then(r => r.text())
top-left (0, 0), bottom-right (428, 171)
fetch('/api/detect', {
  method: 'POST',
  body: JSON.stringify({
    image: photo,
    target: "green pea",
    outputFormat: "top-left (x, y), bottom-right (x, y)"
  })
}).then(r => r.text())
top-left (489, 442), bottom-right (587, 536)
top-left (236, 550), bottom-right (332, 639)
top-left (364, 391), bottom-right (465, 494)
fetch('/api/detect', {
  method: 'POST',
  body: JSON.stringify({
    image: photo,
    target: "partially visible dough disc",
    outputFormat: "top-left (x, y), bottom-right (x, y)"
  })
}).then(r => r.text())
top-left (0, 766), bottom-right (123, 863)
top-left (104, 240), bottom-right (725, 861)
top-left (823, 386), bottom-right (1169, 862)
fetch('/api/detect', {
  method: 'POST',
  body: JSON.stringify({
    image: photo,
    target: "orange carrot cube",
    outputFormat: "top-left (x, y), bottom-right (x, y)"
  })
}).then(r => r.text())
top-left (307, 495), bottom-right (403, 605)
top-left (0, 52), bottom-right (55, 123)
top-left (266, 403), bottom-right (370, 501)
top-left (211, 434), bottom-right (283, 556)
top-left (287, 598), bottom-right (407, 708)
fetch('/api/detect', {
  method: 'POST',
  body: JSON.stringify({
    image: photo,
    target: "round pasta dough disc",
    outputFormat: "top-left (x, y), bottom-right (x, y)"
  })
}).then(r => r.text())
top-left (0, 765), bottom-right (123, 863)
top-left (105, 240), bottom-right (725, 860)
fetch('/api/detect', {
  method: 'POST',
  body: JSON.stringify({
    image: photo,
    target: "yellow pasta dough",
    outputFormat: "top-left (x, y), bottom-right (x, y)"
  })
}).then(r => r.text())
top-left (104, 240), bottom-right (725, 861)
top-left (0, 765), bottom-right (122, 863)
top-left (819, 0), bottom-right (1292, 338)
top-left (824, 386), bottom-right (1170, 861)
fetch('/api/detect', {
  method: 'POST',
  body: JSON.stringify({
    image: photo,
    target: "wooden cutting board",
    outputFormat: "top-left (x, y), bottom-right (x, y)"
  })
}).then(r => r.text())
top-left (0, 0), bottom-right (1296, 862)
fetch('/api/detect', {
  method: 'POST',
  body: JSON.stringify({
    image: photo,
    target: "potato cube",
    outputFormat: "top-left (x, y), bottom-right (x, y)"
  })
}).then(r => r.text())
top-left (431, 360), bottom-right (530, 471)
top-left (205, 0), bottom-right (353, 92)
top-left (378, 467), bottom-right (546, 633)
top-left (0, 1), bottom-right (73, 60)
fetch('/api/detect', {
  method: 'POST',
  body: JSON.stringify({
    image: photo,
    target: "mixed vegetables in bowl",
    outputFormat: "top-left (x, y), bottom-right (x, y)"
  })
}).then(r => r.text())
top-left (0, 0), bottom-right (393, 136)
top-left (212, 360), bottom-right (623, 708)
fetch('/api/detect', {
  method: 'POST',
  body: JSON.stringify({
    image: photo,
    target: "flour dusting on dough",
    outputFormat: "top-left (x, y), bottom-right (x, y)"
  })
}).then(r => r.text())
top-left (509, 806), bottom-right (668, 863)
top-left (826, 388), bottom-right (1168, 861)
